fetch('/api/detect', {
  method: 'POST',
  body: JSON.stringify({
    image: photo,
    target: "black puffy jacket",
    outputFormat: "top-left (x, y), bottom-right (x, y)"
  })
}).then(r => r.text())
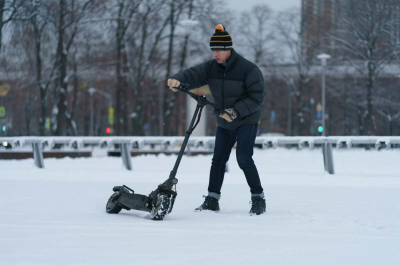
top-left (170, 49), bottom-right (265, 130)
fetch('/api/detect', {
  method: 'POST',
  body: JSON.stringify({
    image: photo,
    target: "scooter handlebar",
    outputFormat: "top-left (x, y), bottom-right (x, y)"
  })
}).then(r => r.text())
top-left (175, 83), bottom-right (190, 92)
top-left (173, 84), bottom-right (226, 116)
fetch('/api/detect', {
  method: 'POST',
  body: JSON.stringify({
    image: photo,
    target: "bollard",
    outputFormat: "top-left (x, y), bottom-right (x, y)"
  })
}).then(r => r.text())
top-left (121, 142), bottom-right (133, 171)
top-left (32, 142), bottom-right (45, 168)
top-left (322, 142), bottom-right (334, 174)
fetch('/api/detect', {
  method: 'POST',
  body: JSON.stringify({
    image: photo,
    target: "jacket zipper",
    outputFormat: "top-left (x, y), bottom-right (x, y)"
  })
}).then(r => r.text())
top-left (222, 71), bottom-right (226, 110)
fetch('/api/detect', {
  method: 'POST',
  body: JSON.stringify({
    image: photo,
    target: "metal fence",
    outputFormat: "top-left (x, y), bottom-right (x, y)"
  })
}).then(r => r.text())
top-left (1, 136), bottom-right (400, 174)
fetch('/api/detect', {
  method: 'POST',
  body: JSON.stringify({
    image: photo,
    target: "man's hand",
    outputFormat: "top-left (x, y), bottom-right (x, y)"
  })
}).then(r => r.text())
top-left (167, 79), bottom-right (180, 92)
top-left (219, 108), bottom-right (237, 122)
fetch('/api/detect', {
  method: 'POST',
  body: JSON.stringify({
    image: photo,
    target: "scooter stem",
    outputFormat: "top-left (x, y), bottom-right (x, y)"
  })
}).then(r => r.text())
top-left (166, 102), bottom-right (203, 186)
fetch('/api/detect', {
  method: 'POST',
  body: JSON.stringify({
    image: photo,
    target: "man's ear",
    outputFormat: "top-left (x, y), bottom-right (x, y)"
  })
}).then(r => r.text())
top-left (190, 85), bottom-right (211, 95)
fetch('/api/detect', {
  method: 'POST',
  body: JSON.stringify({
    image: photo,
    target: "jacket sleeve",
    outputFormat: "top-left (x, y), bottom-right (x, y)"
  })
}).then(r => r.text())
top-left (169, 60), bottom-right (212, 90)
top-left (233, 67), bottom-right (265, 117)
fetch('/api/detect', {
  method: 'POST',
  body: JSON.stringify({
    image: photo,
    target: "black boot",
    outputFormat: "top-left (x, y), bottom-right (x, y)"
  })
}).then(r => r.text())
top-left (249, 196), bottom-right (266, 215)
top-left (195, 196), bottom-right (220, 211)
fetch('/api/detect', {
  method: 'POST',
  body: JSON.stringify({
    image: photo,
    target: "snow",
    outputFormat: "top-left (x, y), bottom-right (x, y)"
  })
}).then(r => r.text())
top-left (1, 148), bottom-right (400, 266)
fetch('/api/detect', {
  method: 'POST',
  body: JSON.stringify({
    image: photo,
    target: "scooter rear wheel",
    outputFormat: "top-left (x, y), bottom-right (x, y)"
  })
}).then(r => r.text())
top-left (106, 192), bottom-right (123, 214)
top-left (151, 194), bottom-right (170, 220)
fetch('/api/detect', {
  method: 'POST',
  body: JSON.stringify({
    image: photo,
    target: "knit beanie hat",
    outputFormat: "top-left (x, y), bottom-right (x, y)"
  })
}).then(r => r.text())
top-left (210, 24), bottom-right (233, 51)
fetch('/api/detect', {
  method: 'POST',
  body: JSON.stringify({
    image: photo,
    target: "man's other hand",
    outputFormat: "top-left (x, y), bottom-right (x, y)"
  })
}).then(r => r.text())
top-left (167, 79), bottom-right (180, 92)
top-left (219, 108), bottom-right (237, 122)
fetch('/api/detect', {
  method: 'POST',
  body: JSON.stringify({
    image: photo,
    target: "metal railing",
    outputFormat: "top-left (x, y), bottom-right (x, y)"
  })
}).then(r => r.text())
top-left (1, 136), bottom-right (400, 174)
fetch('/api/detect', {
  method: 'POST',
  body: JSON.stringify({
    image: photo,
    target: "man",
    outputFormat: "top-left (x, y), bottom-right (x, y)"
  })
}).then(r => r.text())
top-left (167, 24), bottom-right (266, 215)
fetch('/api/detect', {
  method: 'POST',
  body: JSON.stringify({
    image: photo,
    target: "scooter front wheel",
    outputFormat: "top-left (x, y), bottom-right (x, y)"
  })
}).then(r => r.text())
top-left (151, 194), bottom-right (170, 220)
top-left (106, 192), bottom-right (123, 214)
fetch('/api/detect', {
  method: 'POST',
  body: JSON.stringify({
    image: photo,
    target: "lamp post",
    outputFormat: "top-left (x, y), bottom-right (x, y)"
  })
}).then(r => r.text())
top-left (317, 53), bottom-right (331, 136)
top-left (88, 87), bottom-right (113, 136)
top-left (317, 53), bottom-right (334, 175)
top-left (88, 88), bottom-right (96, 136)
top-left (178, 19), bottom-right (205, 136)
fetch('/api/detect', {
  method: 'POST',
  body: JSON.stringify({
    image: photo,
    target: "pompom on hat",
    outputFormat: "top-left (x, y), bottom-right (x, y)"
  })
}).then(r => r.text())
top-left (210, 24), bottom-right (233, 51)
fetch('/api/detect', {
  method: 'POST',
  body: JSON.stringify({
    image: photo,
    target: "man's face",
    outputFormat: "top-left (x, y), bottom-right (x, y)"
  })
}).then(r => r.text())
top-left (213, 50), bottom-right (231, 64)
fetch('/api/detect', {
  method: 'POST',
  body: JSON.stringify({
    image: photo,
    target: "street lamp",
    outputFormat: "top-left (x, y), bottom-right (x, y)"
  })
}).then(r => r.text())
top-left (317, 53), bottom-right (334, 175)
top-left (178, 19), bottom-right (204, 136)
top-left (88, 87), bottom-right (113, 136)
top-left (317, 53), bottom-right (331, 136)
top-left (88, 88), bottom-right (96, 136)
top-left (179, 19), bottom-right (199, 32)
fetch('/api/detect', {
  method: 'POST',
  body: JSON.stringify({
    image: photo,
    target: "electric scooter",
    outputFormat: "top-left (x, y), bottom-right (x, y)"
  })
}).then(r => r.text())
top-left (105, 83), bottom-right (228, 220)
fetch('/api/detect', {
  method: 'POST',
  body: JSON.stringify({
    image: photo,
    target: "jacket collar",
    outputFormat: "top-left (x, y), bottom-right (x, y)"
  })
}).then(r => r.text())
top-left (217, 49), bottom-right (239, 72)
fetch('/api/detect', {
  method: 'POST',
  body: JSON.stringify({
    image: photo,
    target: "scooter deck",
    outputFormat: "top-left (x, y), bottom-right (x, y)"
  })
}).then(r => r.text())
top-left (118, 193), bottom-right (152, 212)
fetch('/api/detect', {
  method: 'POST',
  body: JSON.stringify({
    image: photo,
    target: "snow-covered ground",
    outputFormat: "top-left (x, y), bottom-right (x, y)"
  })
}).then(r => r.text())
top-left (1, 148), bottom-right (399, 266)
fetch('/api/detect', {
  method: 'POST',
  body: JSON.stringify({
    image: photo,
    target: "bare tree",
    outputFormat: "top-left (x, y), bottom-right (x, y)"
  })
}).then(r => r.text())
top-left (109, 0), bottom-right (140, 136)
top-left (4, 0), bottom-right (57, 136)
top-left (127, 0), bottom-right (168, 136)
top-left (2, 0), bottom-right (267, 137)
top-left (52, 0), bottom-right (92, 136)
top-left (166, 0), bottom-right (194, 136)
top-left (237, 4), bottom-right (275, 66)
top-left (374, 77), bottom-right (400, 135)
top-left (328, 0), bottom-right (400, 135)
top-left (275, 7), bottom-right (318, 135)
top-left (0, 0), bottom-right (22, 53)
top-left (20, 0), bottom-right (56, 136)
top-left (376, 108), bottom-right (400, 135)
top-left (162, 0), bottom-right (186, 136)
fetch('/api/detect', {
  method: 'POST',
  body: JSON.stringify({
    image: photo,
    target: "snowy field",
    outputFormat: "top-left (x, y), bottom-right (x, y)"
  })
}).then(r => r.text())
top-left (1, 148), bottom-right (400, 266)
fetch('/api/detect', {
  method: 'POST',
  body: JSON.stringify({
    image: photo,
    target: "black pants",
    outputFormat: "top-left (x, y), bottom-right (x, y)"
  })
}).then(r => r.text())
top-left (208, 123), bottom-right (263, 195)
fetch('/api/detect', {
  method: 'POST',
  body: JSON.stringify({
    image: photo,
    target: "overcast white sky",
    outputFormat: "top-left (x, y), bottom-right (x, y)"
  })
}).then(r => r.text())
top-left (228, 0), bottom-right (300, 12)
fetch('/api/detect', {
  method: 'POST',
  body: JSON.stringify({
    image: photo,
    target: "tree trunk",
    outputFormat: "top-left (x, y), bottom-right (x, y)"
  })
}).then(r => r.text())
top-left (115, 19), bottom-right (129, 136)
top-left (55, 0), bottom-right (68, 136)
top-left (389, 118), bottom-right (393, 136)
top-left (357, 106), bottom-right (363, 135)
top-left (163, 0), bottom-right (187, 136)
top-left (293, 79), bottom-right (305, 136)
top-left (131, 12), bottom-right (149, 136)
top-left (364, 63), bottom-right (375, 135)
top-left (36, 40), bottom-right (45, 135)
top-left (343, 99), bottom-right (347, 135)
top-left (168, 33), bottom-right (189, 136)
top-left (66, 56), bottom-right (78, 136)
top-left (0, 0), bottom-right (4, 53)
top-left (162, 0), bottom-right (176, 136)
top-left (173, 32), bottom-right (188, 136)
top-left (25, 87), bottom-right (32, 136)
top-left (121, 45), bottom-right (130, 136)
top-left (173, 0), bottom-right (194, 136)
top-left (34, 20), bottom-right (47, 136)
top-left (70, 57), bottom-right (78, 121)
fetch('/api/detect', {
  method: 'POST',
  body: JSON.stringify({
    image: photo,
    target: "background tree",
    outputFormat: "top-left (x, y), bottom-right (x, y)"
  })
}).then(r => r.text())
top-left (236, 4), bottom-right (275, 66)
top-left (328, 0), bottom-right (400, 135)
top-left (275, 7), bottom-right (318, 135)
top-left (111, 0), bottom-right (140, 136)
top-left (0, 0), bottom-right (21, 53)
top-left (23, 0), bottom-right (55, 136)
top-left (52, 0), bottom-right (93, 136)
